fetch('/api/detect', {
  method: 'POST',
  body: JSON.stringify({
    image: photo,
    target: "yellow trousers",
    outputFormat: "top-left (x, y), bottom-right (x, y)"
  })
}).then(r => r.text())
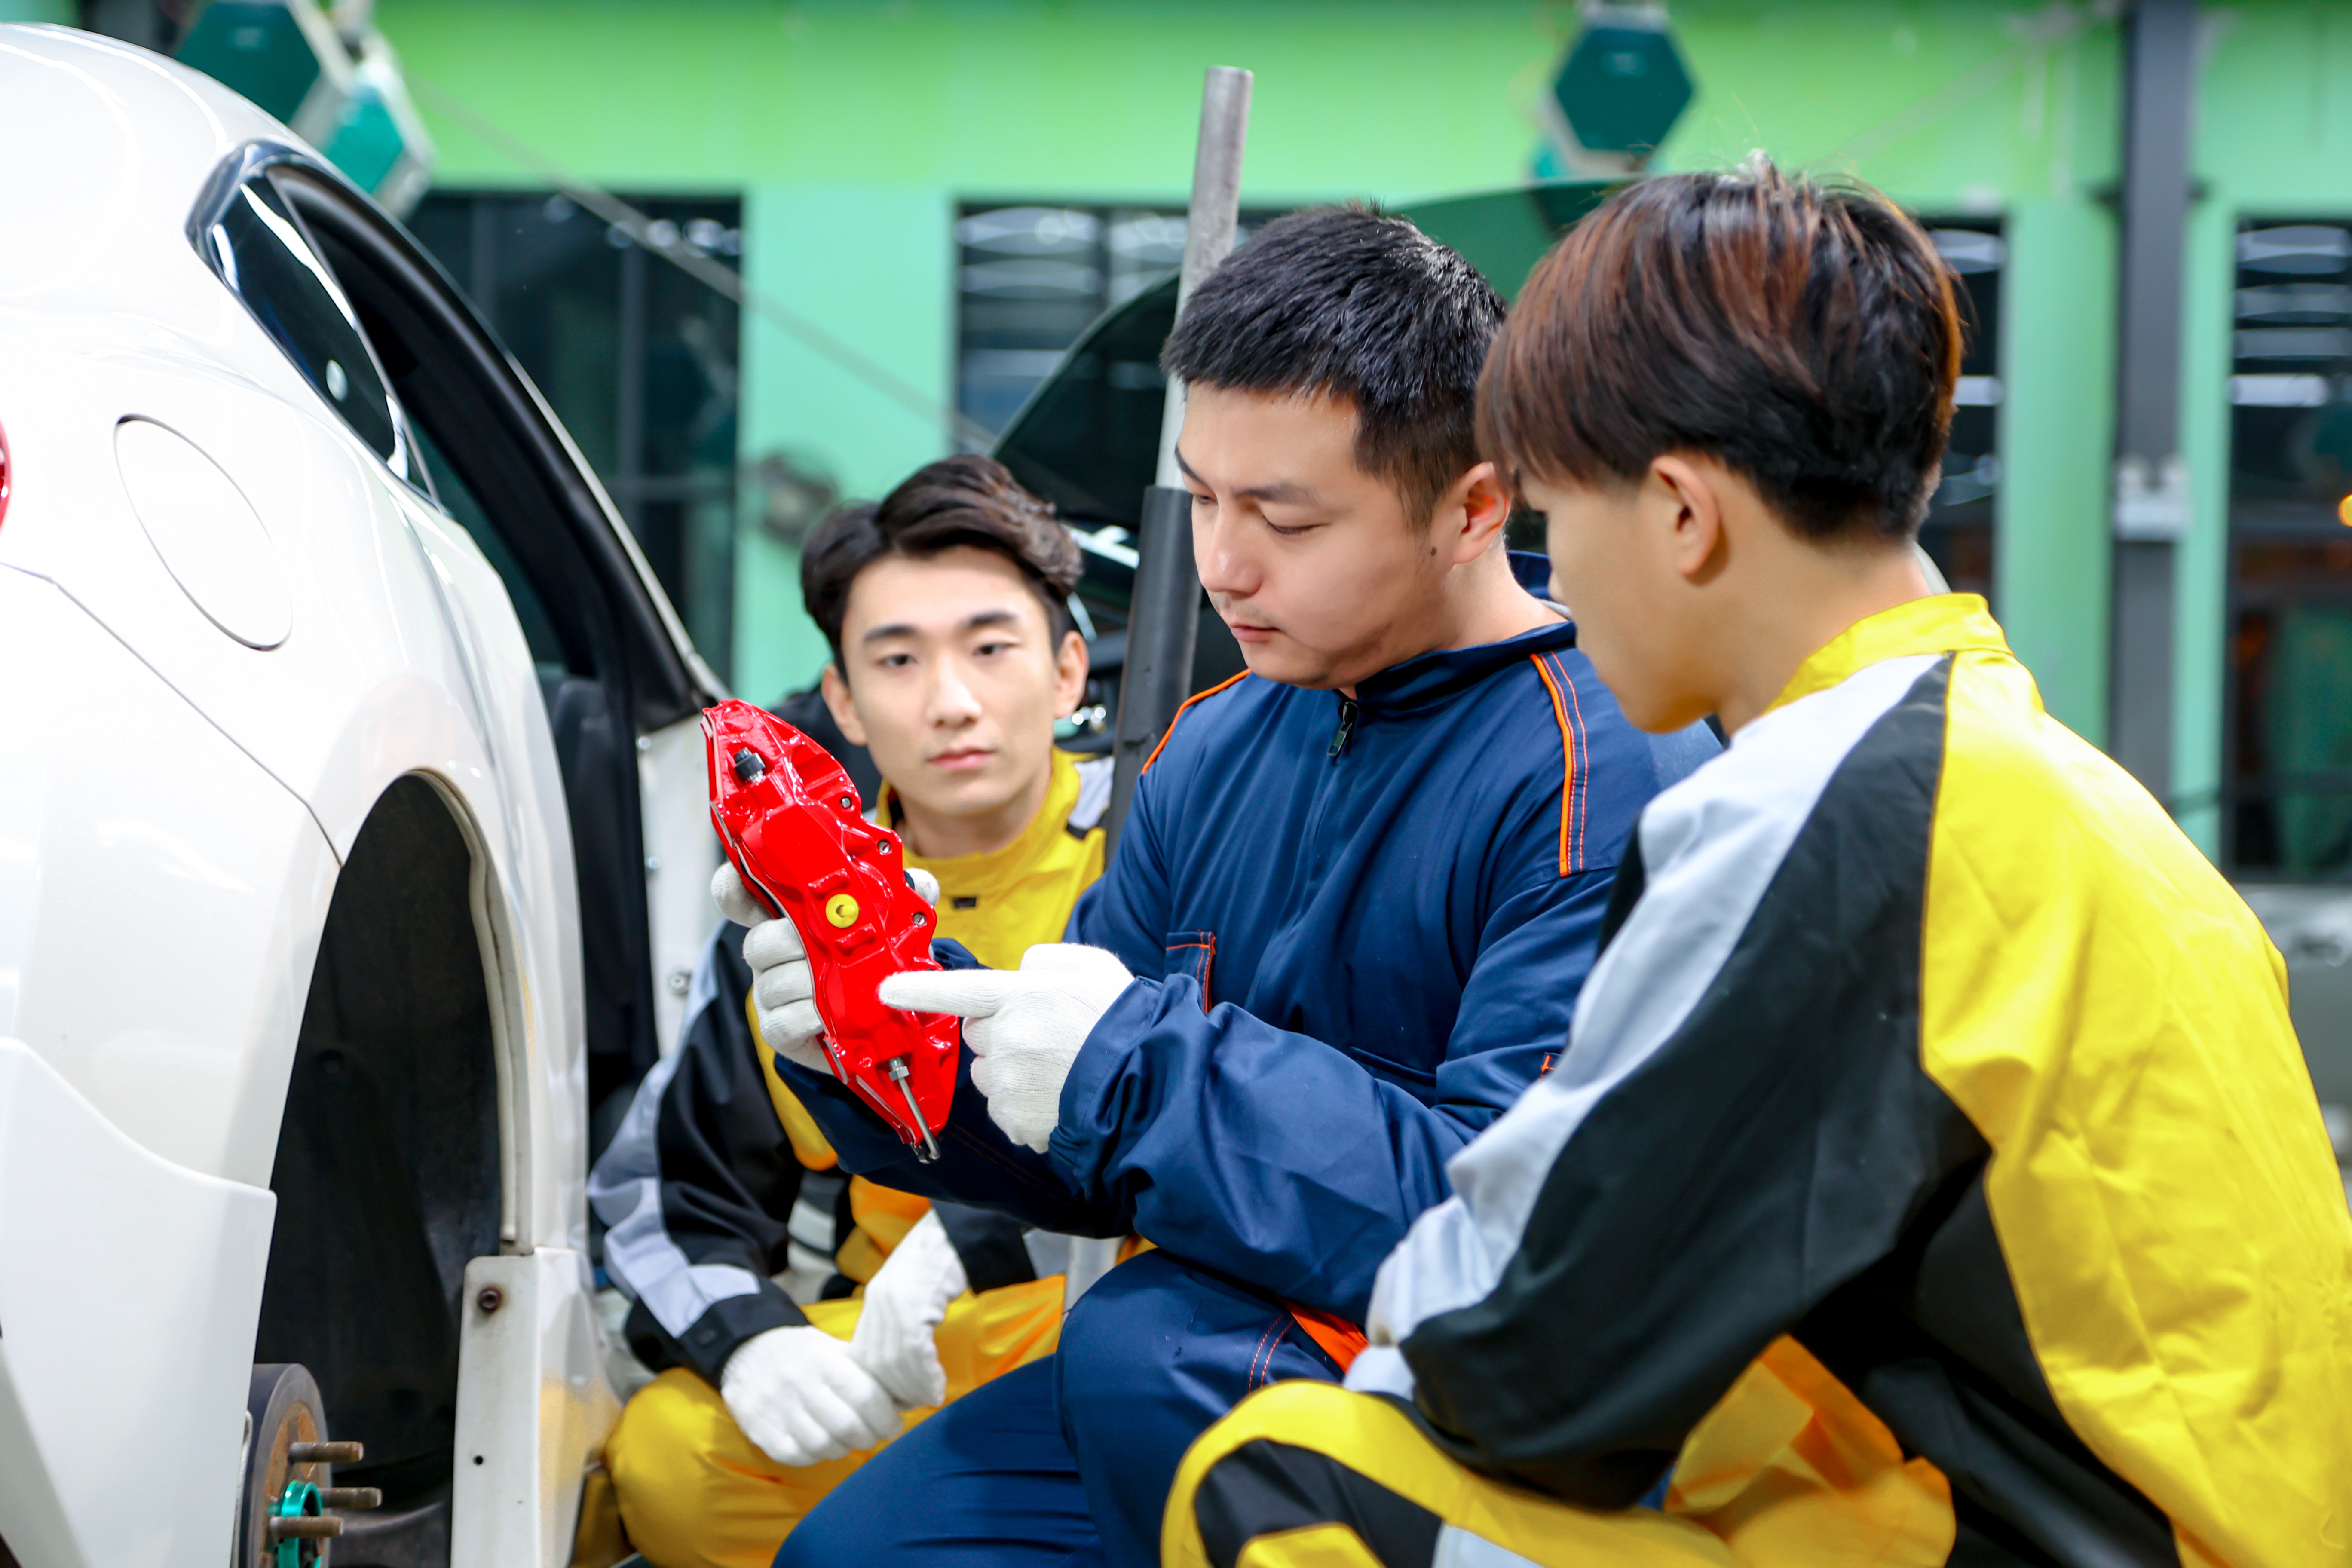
top-left (1164, 1339), bottom-right (1956, 1568)
top-left (606, 1276), bottom-right (1065, 1568)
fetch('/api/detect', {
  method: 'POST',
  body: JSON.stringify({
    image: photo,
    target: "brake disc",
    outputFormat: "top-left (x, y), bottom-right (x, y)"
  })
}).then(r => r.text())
top-left (233, 1364), bottom-right (380, 1568)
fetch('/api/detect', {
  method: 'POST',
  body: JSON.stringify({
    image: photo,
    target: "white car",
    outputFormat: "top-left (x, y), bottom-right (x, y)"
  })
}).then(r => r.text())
top-left (0, 25), bottom-right (723, 1568)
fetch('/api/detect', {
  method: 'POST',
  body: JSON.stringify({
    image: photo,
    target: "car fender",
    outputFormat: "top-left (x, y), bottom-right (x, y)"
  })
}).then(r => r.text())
top-left (0, 1036), bottom-right (277, 1568)
top-left (0, 567), bottom-right (339, 1188)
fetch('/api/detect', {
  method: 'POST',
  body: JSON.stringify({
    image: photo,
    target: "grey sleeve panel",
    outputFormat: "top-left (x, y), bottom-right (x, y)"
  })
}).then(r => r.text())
top-left (1023, 1230), bottom-right (1073, 1280)
top-left (588, 922), bottom-right (810, 1380)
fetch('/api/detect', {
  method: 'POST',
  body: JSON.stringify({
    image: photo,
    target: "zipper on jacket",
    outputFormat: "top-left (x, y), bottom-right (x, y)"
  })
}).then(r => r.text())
top-left (1327, 695), bottom-right (1359, 759)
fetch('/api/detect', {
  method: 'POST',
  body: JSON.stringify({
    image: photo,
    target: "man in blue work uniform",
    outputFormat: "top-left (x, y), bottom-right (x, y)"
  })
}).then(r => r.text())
top-left (740, 208), bottom-right (1715, 1568)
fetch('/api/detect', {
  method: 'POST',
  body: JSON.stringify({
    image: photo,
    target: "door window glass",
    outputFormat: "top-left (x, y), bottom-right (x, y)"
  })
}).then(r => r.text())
top-left (406, 421), bottom-right (567, 676)
top-left (200, 173), bottom-right (416, 485)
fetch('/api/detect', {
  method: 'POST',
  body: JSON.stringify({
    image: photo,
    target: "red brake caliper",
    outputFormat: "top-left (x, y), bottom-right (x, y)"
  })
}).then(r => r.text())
top-left (702, 699), bottom-right (955, 1160)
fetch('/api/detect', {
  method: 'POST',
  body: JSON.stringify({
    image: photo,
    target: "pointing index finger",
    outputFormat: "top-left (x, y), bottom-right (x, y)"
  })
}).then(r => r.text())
top-left (877, 968), bottom-right (1026, 1019)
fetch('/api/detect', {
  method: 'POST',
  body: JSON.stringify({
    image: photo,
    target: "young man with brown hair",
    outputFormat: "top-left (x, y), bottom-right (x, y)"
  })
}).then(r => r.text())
top-left (751, 208), bottom-right (1717, 1568)
top-left (591, 456), bottom-right (1110, 1568)
top-left (1167, 157), bottom-right (2351, 1568)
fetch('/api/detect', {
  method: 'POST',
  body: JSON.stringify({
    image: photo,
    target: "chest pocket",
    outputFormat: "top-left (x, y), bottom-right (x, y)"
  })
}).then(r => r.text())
top-left (1163, 930), bottom-right (1216, 1008)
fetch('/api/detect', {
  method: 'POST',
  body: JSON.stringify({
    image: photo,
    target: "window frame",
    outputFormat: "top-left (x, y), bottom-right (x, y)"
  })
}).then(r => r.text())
top-left (2222, 214), bottom-right (2352, 879)
top-left (187, 141), bottom-right (427, 495)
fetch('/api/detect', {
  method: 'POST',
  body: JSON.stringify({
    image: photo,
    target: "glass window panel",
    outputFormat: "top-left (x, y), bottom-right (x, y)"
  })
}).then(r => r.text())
top-left (2225, 220), bottom-right (2352, 873)
top-left (406, 420), bottom-right (567, 674)
top-left (953, 201), bottom-right (1268, 441)
top-left (201, 173), bottom-right (411, 480)
top-left (1916, 220), bottom-right (2001, 604)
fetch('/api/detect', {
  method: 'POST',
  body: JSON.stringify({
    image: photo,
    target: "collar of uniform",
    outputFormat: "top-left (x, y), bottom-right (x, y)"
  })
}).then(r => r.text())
top-left (885, 748), bottom-right (1083, 903)
top-left (1765, 593), bottom-right (2009, 717)
top-left (1353, 617), bottom-right (1580, 715)
top-left (1507, 549), bottom-right (1552, 593)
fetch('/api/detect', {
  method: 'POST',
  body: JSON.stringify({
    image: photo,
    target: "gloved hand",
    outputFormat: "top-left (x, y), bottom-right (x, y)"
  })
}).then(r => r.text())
top-left (848, 1208), bottom-right (969, 1408)
top-left (878, 944), bottom-right (1135, 1153)
top-left (715, 861), bottom-right (940, 1076)
top-left (718, 1323), bottom-right (904, 1467)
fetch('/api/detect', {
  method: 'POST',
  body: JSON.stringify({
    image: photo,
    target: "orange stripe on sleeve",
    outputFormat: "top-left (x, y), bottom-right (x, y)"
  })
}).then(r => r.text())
top-left (1165, 934), bottom-right (1217, 1006)
top-left (1558, 656), bottom-right (1591, 870)
top-left (1140, 672), bottom-right (1250, 775)
top-left (1529, 654), bottom-right (1576, 877)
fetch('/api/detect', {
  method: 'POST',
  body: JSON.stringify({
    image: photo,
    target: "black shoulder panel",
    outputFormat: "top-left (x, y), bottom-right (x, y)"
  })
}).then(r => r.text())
top-left (1401, 658), bottom-right (1959, 1506)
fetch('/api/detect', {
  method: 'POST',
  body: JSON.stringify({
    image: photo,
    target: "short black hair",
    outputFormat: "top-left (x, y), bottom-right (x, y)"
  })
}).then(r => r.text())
top-left (1161, 205), bottom-right (1507, 525)
top-left (1478, 156), bottom-right (1961, 542)
top-left (800, 454), bottom-right (1081, 664)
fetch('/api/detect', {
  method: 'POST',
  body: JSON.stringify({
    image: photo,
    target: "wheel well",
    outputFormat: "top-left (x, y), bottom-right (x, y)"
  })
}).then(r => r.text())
top-left (254, 775), bottom-right (500, 1552)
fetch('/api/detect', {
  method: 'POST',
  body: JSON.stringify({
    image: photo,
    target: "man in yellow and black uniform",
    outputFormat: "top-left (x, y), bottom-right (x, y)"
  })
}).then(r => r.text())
top-left (588, 455), bottom-right (1113, 1568)
top-left (1169, 163), bottom-right (2350, 1567)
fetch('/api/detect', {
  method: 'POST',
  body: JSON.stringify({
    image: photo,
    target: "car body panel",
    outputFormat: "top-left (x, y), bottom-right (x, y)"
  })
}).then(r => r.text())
top-left (452, 1249), bottom-right (620, 1565)
top-left (640, 712), bottom-right (724, 1057)
top-left (0, 1037), bottom-right (278, 1568)
top-left (0, 24), bottom-right (716, 1565)
top-left (393, 484), bottom-right (591, 1253)
top-left (0, 567), bottom-right (339, 1187)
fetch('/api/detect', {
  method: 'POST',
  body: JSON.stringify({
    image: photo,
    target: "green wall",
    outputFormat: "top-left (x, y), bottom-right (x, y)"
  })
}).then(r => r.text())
top-left (377, 0), bottom-right (2132, 711)
top-left (371, 0), bottom-right (2348, 858)
top-left (1999, 195), bottom-right (2119, 752)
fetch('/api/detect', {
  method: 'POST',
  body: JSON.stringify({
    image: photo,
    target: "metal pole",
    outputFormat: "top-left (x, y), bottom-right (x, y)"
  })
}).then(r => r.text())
top-left (1067, 67), bottom-right (1250, 1313)
top-left (2109, 0), bottom-right (2197, 802)
top-left (1101, 66), bottom-right (1253, 863)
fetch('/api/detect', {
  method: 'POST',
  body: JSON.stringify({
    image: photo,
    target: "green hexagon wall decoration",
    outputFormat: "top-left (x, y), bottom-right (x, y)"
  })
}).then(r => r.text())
top-left (175, 0), bottom-right (352, 148)
top-left (1550, 6), bottom-right (1695, 165)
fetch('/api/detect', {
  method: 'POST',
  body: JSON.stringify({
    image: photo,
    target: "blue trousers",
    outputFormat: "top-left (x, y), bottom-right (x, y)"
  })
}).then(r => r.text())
top-left (775, 1252), bottom-right (1343, 1568)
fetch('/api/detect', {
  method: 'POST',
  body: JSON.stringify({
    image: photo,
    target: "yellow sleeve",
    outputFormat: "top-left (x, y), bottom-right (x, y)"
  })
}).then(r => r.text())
top-left (836, 1178), bottom-right (933, 1284)
top-left (750, 991), bottom-right (838, 1172)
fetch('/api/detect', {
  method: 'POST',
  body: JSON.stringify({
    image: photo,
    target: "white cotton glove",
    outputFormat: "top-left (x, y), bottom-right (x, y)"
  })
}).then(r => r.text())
top-left (878, 944), bottom-right (1135, 1153)
top-left (718, 1323), bottom-right (904, 1467)
top-left (848, 1209), bottom-right (969, 1409)
top-left (715, 862), bottom-right (940, 1076)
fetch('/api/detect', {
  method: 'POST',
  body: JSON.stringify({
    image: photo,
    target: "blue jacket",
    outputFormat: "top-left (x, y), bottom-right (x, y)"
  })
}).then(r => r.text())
top-left (778, 605), bottom-right (1715, 1321)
